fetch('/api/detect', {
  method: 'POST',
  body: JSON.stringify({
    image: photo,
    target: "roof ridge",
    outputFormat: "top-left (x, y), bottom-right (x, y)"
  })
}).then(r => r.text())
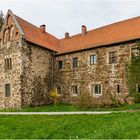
top-left (60, 16), bottom-right (140, 40)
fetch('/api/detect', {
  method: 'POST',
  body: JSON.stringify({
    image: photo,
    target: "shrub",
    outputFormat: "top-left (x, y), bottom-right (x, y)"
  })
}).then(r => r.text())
top-left (49, 89), bottom-right (60, 106)
top-left (108, 93), bottom-right (122, 107)
top-left (77, 92), bottom-right (94, 109)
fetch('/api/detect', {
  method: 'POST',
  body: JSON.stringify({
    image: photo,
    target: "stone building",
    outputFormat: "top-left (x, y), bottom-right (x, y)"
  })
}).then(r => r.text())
top-left (0, 10), bottom-right (139, 108)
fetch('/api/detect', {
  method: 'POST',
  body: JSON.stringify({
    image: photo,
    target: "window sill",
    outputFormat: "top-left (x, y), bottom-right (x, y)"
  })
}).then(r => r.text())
top-left (93, 94), bottom-right (102, 97)
top-left (71, 94), bottom-right (78, 97)
top-left (108, 62), bottom-right (117, 65)
top-left (57, 94), bottom-right (61, 97)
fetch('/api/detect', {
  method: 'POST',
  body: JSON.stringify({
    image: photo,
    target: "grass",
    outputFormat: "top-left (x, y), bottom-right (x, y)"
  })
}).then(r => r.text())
top-left (0, 112), bottom-right (140, 139)
top-left (1, 103), bottom-right (140, 112)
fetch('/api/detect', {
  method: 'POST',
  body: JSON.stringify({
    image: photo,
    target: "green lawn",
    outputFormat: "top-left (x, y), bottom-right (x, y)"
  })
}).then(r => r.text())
top-left (0, 112), bottom-right (140, 139)
top-left (1, 103), bottom-right (140, 112)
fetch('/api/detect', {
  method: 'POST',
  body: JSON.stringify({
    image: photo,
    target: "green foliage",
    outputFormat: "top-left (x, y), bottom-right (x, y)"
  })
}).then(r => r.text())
top-left (49, 89), bottom-right (60, 105)
top-left (0, 11), bottom-right (4, 31)
top-left (77, 92), bottom-right (96, 109)
top-left (126, 44), bottom-right (140, 102)
top-left (108, 93), bottom-right (122, 107)
top-left (1, 103), bottom-right (140, 112)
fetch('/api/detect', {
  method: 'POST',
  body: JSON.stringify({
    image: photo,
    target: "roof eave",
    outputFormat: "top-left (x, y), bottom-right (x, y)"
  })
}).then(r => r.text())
top-left (56, 38), bottom-right (140, 56)
top-left (25, 38), bottom-right (58, 53)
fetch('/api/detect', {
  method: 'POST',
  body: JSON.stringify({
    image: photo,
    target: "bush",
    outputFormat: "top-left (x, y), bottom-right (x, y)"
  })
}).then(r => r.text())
top-left (77, 92), bottom-right (94, 109)
top-left (131, 92), bottom-right (140, 103)
top-left (49, 89), bottom-right (60, 106)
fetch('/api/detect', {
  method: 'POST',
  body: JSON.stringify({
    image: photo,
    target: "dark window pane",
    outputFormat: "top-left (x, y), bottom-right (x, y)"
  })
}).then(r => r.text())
top-left (136, 84), bottom-right (140, 93)
top-left (138, 85), bottom-right (140, 93)
top-left (5, 84), bottom-right (10, 97)
top-left (9, 58), bottom-right (12, 69)
top-left (71, 86), bottom-right (78, 95)
top-left (117, 85), bottom-right (120, 93)
top-left (57, 86), bottom-right (61, 94)
top-left (93, 84), bottom-right (101, 95)
top-left (58, 61), bottom-right (63, 69)
top-left (4, 58), bottom-right (7, 70)
top-left (73, 58), bottom-right (78, 68)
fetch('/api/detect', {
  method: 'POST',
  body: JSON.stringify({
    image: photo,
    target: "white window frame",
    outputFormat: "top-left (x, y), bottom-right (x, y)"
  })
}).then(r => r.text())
top-left (71, 85), bottom-right (78, 96)
top-left (56, 86), bottom-right (61, 96)
top-left (90, 54), bottom-right (97, 65)
top-left (91, 84), bottom-right (102, 96)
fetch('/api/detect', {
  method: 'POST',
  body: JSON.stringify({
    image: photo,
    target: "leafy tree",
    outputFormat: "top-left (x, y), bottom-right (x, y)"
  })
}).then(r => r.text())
top-left (0, 11), bottom-right (4, 31)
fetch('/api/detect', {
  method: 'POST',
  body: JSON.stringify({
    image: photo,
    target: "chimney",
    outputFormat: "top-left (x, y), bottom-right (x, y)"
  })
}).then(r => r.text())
top-left (65, 32), bottom-right (70, 38)
top-left (40, 24), bottom-right (46, 33)
top-left (82, 25), bottom-right (87, 35)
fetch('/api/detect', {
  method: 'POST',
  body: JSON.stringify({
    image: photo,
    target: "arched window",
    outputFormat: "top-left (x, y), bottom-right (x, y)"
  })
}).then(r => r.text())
top-left (10, 26), bottom-right (14, 39)
top-left (3, 29), bottom-right (9, 43)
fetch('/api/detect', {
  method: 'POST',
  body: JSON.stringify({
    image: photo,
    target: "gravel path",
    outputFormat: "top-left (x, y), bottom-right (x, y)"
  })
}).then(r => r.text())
top-left (0, 111), bottom-right (126, 115)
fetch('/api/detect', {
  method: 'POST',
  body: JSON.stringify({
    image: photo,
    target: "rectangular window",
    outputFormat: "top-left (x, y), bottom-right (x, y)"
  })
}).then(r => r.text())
top-left (4, 56), bottom-right (7, 70)
top-left (92, 84), bottom-right (102, 95)
top-left (56, 86), bottom-right (61, 94)
top-left (109, 51), bottom-right (117, 64)
top-left (90, 54), bottom-right (97, 65)
top-left (58, 61), bottom-right (63, 69)
top-left (72, 58), bottom-right (78, 68)
top-left (117, 85), bottom-right (120, 94)
top-left (5, 84), bottom-right (11, 97)
top-left (136, 84), bottom-right (140, 93)
top-left (71, 86), bottom-right (78, 95)
top-left (5, 55), bottom-right (12, 70)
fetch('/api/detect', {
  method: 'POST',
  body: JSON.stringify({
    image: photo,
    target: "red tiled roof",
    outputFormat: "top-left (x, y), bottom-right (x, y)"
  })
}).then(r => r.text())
top-left (59, 16), bottom-right (140, 54)
top-left (14, 15), bottom-right (59, 52)
top-left (13, 12), bottom-right (140, 54)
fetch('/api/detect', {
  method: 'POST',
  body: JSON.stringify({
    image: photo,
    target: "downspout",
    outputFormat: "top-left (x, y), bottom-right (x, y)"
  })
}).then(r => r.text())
top-left (20, 36), bottom-right (25, 108)
top-left (51, 51), bottom-right (55, 89)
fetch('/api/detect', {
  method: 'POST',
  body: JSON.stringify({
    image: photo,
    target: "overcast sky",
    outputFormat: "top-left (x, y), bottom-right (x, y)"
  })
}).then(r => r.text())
top-left (1, 0), bottom-right (140, 38)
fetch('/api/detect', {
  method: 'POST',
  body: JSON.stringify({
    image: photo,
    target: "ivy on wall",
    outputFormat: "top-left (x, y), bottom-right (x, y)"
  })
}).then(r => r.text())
top-left (126, 44), bottom-right (140, 102)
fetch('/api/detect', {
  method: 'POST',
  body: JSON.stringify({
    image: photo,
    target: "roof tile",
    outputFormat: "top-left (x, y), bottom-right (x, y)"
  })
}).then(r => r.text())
top-left (12, 13), bottom-right (140, 54)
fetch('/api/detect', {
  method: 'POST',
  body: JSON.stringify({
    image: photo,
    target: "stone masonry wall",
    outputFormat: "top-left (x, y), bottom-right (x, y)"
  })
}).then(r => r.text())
top-left (20, 40), bottom-right (53, 107)
top-left (0, 14), bottom-right (22, 108)
top-left (54, 42), bottom-right (136, 105)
